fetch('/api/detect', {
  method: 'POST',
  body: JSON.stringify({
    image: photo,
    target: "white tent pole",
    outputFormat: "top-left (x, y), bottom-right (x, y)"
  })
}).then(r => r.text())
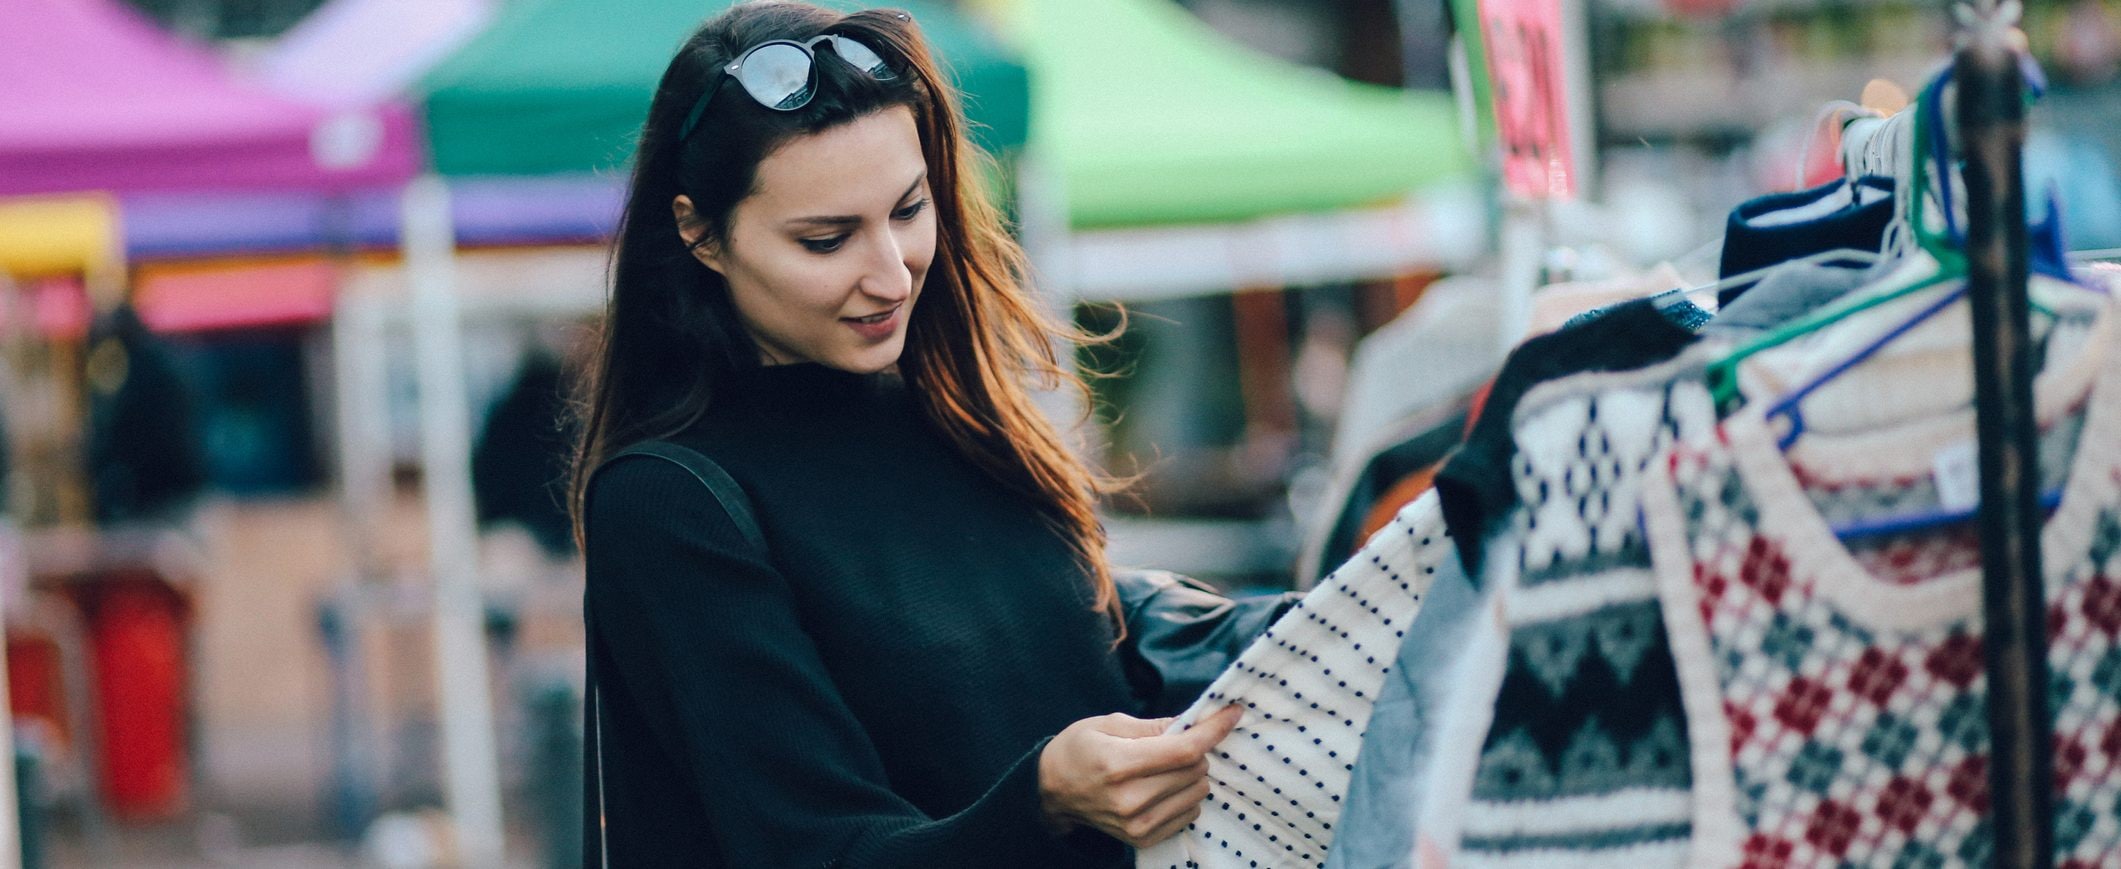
top-left (330, 292), bottom-right (392, 578)
top-left (0, 551), bottom-right (20, 869)
top-left (401, 174), bottom-right (505, 865)
top-left (1495, 198), bottom-right (1541, 349)
top-left (0, 274), bottom-right (25, 869)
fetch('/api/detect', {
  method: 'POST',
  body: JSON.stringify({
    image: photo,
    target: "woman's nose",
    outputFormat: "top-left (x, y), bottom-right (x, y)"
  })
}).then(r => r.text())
top-left (861, 229), bottom-right (915, 301)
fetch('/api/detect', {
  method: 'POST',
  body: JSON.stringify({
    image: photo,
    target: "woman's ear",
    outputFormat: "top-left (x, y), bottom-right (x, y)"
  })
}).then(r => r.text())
top-left (671, 195), bottom-right (726, 274)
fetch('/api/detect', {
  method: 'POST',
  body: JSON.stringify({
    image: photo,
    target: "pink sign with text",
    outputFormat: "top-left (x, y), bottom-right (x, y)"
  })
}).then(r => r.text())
top-left (1480, 0), bottom-right (1577, 199)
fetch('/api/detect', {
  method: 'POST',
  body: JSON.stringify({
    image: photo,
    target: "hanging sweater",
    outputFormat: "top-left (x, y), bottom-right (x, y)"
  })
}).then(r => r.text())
top-left (583, 361), bottom-right (1137, 868)
top-left (1644, 307), bottom-right (2121, 867)
top-left (1137, 491), bottom-right (1454, 869)
top-left (1418, 286), bottom-right (2117, 869)
top-left (1416, 356), bottom-right (1721, 869)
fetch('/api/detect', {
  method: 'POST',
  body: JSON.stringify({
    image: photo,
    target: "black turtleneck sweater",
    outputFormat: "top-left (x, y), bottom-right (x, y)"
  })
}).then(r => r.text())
top-left (583, 361), bottom-right (1138, 868)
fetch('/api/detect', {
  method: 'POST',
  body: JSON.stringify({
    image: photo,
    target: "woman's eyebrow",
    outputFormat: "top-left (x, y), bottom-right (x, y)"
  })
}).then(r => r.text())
top-left (783, 172), bottom-right (928, 228)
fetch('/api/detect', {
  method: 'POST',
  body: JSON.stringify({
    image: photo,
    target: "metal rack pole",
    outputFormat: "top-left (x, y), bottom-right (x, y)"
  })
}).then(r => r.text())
top-left (1954, 2), bottom-right (2052, 865)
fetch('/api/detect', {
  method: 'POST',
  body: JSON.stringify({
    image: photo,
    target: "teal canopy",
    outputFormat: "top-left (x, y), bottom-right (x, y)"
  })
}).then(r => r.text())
top-left (418, 0), bottom-right (1030, 176)
top-left (999, 0), bottom-right (1471, 228)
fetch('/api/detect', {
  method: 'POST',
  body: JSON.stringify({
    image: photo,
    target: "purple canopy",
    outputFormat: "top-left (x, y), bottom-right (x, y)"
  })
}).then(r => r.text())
top-left (112, 0), bottom-right (624, 261)
top-left (120, 174), bottom-right (626, 259)
top-left (0, 0), bottom-right (421, 197)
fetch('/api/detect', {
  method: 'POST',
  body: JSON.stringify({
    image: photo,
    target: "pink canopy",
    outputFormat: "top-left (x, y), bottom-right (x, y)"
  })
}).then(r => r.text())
top-left (0, 0), bottom-right (421, 197)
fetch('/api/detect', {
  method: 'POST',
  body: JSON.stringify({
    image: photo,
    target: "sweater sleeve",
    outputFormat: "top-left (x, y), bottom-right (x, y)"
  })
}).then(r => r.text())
top-left (585, 456), bottom-right (1113, 867)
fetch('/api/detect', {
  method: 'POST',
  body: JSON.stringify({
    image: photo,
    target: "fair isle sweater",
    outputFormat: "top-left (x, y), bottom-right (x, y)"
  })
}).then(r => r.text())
top-left (1645, 306), bottom-right (2121, 866)
top-left (1416, 286), bottom-right (2115, 869)
top-left (1414, 355), bottom-right (1722, 869)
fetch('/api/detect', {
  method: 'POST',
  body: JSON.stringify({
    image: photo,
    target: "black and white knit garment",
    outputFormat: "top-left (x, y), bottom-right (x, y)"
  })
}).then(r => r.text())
top-left (1414, 356), bottom-right (1721, 869)
top-left (1139, 492), bottom-right (1454, 869)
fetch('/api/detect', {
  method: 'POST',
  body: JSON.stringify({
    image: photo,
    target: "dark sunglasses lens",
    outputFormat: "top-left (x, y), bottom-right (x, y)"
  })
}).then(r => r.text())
top-left (738, 42), bottom-right (815, 110)
top-left (830, 37), bottom-right (895, 80)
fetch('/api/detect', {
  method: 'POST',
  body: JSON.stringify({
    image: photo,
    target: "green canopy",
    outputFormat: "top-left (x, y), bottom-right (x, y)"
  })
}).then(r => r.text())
top-left (1000, 0), bottom-right (1471, 228)
top-left (418, 0), bottom-right (1030, 177)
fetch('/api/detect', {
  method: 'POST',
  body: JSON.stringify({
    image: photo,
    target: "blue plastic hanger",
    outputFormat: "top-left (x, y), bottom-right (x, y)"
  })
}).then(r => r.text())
top-left (1834, 489), bottom-right (2064, 540)
top-left (1758, 60), bottom-right (2099, 538)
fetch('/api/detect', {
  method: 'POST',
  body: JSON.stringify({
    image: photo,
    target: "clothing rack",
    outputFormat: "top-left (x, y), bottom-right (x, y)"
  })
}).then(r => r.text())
top-left (1839, 3), bottom-right (2050, 865)
top-left (1955, 3), bottom-right (2051, 864)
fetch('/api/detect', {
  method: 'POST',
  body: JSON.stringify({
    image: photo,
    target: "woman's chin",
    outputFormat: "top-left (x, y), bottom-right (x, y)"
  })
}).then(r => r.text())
top-left (828, 340), bottom-right (906, 375)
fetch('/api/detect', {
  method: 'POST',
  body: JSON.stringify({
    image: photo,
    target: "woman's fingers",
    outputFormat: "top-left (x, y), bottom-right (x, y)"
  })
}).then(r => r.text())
top-left (1113, 758), bottom-right (1210, 817)
top-left (1040, 707), bottom-right (1238, 846)
top-left (1124, 777), bottom-right (1213, 847)
top-left (1146, 801), bottom-right (1206, 846)
top-left (1182, 705), bottom-right (1245, 749)
top-left (1090, 713), bottom-right (1175, 739)
top-left (1110, 705), bottom-right (1243, 778)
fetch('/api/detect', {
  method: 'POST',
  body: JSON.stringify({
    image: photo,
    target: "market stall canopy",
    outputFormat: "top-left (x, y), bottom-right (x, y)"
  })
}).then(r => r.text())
top-left (251, 0), bottom-right (495, 108)
top-left (134, 259), bottom-right (339, 333)
top-left (0, 196), bottom-right (122, 279)
top-left (0, 0), bottom-right (421, 197)
top-left (995, 0), bottom-right (1471, 228)
top-left (129, 0), bottom-right (603, 260)
top-left (418, 0), bottom-right (1030, 177)
top-left (121, 177), bottom-right (624, 259)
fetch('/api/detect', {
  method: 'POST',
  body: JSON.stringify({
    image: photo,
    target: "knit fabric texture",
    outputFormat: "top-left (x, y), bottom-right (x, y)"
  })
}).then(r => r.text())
top-left (1324, 541), bottom-right (1484, 869)
top-left (1646, 307), bottom-right (2121, 868)
top-left (1415, 355), bottom-right (1725, 869)
top-left (1434, 298), bottom-right (1703, 574)
top-left (1415, 285), bottom-right (2116, 869)
top-left (583, 361), bottom-right (1136, 867)
top-left (1138, 492), bottom-right (1455, 868)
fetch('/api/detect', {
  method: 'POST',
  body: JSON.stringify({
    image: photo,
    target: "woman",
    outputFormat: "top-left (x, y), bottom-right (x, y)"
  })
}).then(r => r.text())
top-left (569, 3), bottom-right (1241, 866)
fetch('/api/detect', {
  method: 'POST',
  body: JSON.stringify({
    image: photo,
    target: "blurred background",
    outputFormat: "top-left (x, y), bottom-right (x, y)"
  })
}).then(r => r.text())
top-left (0, 0), bottom-right (2114, 865)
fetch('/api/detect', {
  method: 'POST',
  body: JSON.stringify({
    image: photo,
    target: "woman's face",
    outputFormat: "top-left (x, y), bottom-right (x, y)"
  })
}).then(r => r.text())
top-left (676, 105), bottom-right (936, 373)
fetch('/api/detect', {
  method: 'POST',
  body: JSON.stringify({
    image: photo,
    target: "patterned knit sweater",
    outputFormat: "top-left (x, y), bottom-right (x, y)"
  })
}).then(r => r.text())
top-left (1139, 492), bottom-right (1456, 869)
top-left (1414, 355), bottom-right (1722, 869)
top-left (1644, 308), bottom-right (2121, 867)
top-left (1415, 286), bottom-right (2115, 869)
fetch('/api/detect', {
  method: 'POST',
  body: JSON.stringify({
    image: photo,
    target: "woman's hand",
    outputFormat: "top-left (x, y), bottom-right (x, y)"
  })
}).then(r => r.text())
top-left (1036, 704), bottom-right (1243, 848)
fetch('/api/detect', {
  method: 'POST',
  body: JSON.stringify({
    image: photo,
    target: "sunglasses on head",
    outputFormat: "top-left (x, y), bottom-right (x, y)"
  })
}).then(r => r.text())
top-left (677, 30), bottom-right (901, 141)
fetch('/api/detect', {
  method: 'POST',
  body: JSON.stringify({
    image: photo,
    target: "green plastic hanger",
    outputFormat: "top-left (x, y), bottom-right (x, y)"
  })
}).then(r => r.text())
top-left (1704, 75), bottom-right (1967, 411)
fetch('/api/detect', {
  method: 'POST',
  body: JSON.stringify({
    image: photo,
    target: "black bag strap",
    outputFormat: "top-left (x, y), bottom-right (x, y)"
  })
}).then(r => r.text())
top-left (582, 440), bottom-right (765, 868)
top-left (597, 440), bottom-right (766, 553)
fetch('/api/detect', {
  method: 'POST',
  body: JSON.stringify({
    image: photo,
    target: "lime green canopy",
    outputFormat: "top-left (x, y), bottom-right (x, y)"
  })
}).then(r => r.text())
top-left (418, 0), bottom-right (1029, 177)
top-left (998, 0), bottom-right (1470, 228)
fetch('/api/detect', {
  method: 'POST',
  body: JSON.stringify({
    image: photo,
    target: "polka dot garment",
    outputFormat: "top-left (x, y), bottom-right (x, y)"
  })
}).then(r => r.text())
top-left (1139, 491), bottom-right (1454, 869)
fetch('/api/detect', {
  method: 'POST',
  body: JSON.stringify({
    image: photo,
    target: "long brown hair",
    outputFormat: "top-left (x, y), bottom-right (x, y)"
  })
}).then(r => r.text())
top-left (565, 2), bottom-right (1135, 630)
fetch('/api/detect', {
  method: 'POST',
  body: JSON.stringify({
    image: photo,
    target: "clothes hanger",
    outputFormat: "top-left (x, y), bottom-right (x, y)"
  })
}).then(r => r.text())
top-left (1793, 100), bottom-right (1882, 191)
top-left (1751, 59), bottom-right (2108, 538)
top-left (1676, 247), bottom-right (1883, 306)
top-left (1759, 189), bottom-right (2096, 448)
top-left (1704, 71), bottom-right (1967, 411)
top-left (1702, 65), bottom-right (2092, 410)
top-left (1756, 56), bottom-right (2105, 430)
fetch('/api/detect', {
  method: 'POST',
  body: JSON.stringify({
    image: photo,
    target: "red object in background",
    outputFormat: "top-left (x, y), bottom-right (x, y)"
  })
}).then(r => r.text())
top-left (75, 570), bottom-right (191, 820)
top-left (1664, 0), bottom-right (1742, 20)
top-left (1800, 110), bottom-right (1854, 190)
top-left (133, 259), bottom-right (339, 335)
top-left (7, 632), bottom-right (70, 752)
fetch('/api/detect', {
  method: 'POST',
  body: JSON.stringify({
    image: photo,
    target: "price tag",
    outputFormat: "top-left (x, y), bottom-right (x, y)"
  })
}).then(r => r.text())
top-left (1479, 0), bottom-right (1576, 200)
top-left (1933, 440), bottom-right (1982, 513)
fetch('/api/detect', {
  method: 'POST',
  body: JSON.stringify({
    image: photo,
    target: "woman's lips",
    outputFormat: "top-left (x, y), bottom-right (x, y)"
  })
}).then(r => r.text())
top-left (842, 305), bottom-right (900, 339)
